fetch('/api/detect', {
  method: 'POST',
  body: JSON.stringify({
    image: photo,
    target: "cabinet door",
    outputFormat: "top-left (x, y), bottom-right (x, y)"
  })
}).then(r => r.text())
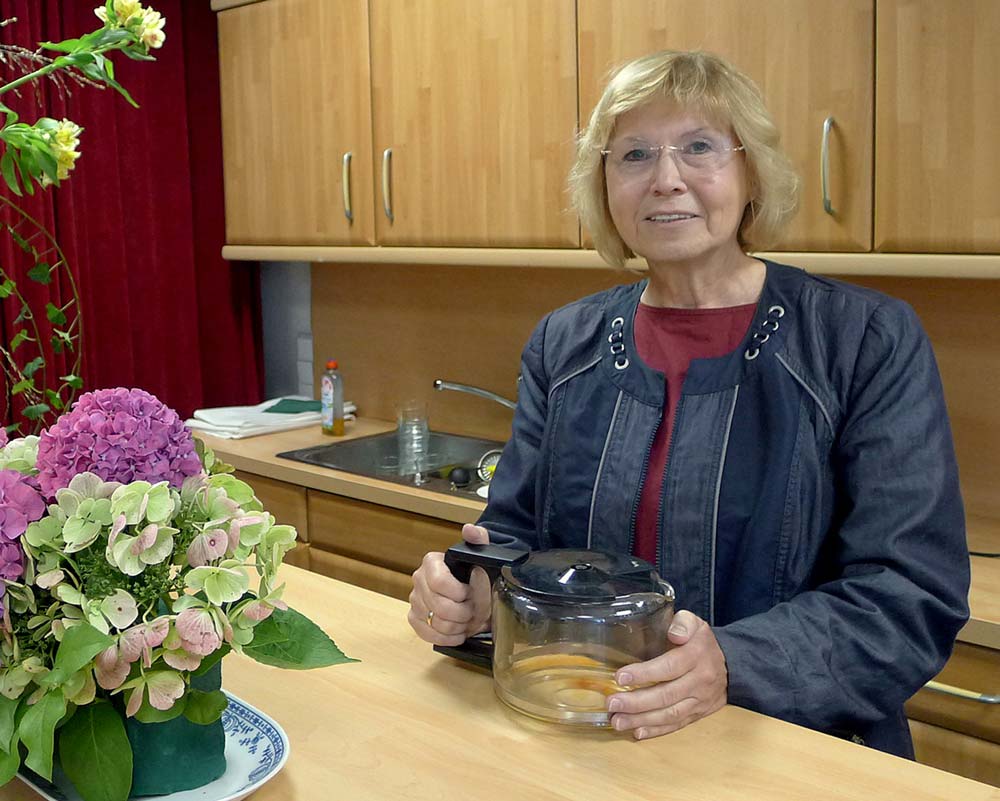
top-left (218, 0), bottom-right (375, 245)
top-left (578, 0), bottom-right (873, 252)
top-left (369, 0), bottom-right (579, 247)
top-left (875, 0), bottom-right (1000, 252)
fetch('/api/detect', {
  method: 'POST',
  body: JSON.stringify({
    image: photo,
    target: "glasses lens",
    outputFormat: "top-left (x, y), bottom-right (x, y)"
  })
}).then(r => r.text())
top-left (604, 134), bottom-right (740, 177)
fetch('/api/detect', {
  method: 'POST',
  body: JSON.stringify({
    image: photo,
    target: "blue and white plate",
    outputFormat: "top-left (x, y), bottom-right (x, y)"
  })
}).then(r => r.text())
top-left (18, 692), bottom-right (290, 801)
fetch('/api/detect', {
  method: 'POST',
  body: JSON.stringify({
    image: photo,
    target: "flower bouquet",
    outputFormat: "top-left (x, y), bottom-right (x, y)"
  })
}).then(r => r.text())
top-left (0, 388), bottom-right (353, 801)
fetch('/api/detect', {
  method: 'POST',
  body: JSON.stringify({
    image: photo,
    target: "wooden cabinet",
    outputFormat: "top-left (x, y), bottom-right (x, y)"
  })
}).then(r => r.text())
top-left (577, 0), bottom-right (874, 253)
top-left (369, 0), bottom-right (579, 247)
top-left (307, 490), bottom-right (458, 601)
top-left (218, 0), bottom-right (376, 245)
top-left (875, 0), bottom-right (1000, 253)
top-left (217, 0), bottom-right (1000, 259)
top-left (906, 642), bottom-right (1000, 786)
top-left (228, 468), bottom-right (462, 602)
top-left (218, 0), bottom-right (578, 248)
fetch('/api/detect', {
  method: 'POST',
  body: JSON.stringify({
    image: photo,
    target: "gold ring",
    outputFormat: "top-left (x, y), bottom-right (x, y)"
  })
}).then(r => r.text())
top-left (425, 609), bottom-right (435, 628)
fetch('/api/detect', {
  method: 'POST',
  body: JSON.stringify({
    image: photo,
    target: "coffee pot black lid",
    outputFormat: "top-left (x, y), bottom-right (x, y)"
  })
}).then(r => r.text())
top-left (503, 549), bottom-right (664, 601)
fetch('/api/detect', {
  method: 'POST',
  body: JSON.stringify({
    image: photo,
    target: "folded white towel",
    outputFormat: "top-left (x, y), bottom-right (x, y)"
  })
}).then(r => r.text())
top-left (185, 397), bottom-right (356, 439)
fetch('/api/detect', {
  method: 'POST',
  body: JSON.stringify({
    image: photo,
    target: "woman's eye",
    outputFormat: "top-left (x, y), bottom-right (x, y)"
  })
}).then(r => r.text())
top-left (684, 139), bottom-right (717, 156)
top-left (622, 147), bottom-right (652, 162)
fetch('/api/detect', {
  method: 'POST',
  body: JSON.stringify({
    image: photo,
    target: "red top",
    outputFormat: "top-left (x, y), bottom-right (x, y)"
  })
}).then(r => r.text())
top-left (631, 301), bottom-right (756, 564)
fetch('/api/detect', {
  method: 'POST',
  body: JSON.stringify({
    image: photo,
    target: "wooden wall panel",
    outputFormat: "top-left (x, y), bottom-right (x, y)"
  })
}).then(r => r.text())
top-left (313, 264), bottom-right (1000, 522)
top-left (311, 263), bottom-right (624, 442)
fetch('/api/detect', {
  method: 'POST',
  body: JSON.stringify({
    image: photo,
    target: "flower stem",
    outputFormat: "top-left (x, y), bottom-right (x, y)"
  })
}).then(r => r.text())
top-left (0, 63), bottom-right (59, 97)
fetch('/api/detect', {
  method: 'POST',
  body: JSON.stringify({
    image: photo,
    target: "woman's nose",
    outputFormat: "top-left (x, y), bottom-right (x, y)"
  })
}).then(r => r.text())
top-left (650, 149), bottom-right (687, 194)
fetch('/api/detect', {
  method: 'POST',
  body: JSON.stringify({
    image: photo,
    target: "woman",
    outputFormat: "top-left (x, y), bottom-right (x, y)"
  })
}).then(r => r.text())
top-left (408, 50), bottom-right (970, 757)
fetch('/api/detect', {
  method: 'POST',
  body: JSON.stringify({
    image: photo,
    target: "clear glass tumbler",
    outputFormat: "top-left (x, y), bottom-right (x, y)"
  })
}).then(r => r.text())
top-left (396, 399), bottom-right (429, 477)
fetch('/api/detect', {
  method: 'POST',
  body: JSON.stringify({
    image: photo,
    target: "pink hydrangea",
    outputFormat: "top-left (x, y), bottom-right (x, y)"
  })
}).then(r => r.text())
top-left (34, 388), bottom-right (202, 498)
top-left (0, 469), bottom-right (45, 582)
top-left (0, 428), bottom-right (7, 448)
top-left (0, 468), bottom-right (44, 616)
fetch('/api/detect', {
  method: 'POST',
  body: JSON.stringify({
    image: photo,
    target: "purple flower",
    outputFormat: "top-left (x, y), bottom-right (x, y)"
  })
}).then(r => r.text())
top-left (0, 428), bottom-right (7, 448)
top-left (0, 468), bottom-right (44, 588)
top-left (34, 388), bottom-right (202, 498)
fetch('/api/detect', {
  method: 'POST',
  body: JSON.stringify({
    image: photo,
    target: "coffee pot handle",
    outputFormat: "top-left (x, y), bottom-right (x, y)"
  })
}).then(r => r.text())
top-left (443, 540), bottom-right (529, 584)
top-left (432, 541), bottom-right (527, 670)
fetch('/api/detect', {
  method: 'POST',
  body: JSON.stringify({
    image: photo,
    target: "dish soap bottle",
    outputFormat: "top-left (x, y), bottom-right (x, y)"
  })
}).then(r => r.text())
top-left (321, 359), bottom-right (345, 436)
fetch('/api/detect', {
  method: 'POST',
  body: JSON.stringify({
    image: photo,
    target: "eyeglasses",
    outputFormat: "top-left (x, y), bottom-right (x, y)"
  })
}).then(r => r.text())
top-left (600, 133), bottom-right (745, 178)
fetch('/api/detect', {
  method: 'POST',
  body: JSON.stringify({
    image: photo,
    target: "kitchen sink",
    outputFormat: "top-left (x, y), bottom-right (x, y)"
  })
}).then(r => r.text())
top-left (276, 430), bottom-right (505, 501)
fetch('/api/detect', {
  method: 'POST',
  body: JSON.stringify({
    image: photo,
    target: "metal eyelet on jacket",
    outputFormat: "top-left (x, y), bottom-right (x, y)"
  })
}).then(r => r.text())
top-left (744, 305), bottom-right (786, 361)
top-left (608, 316), bottom-right (628, 370)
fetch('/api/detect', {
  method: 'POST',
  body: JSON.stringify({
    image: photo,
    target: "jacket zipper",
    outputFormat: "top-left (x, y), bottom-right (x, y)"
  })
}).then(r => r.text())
top-left (653, 395), bottom-right (684, 579)
top-left (709, 384), bottom-right (740, 626)
top-left (587, 389), bottom-right (623, 549)
top-left (626, 395), bottom-right (673, 562)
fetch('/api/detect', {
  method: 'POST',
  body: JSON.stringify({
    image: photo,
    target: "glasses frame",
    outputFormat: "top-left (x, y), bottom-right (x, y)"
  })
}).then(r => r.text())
top-left (599, 141), bottom-right (746, 177)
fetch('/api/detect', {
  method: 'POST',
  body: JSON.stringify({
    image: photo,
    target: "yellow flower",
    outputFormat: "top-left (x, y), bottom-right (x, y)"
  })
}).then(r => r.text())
top-left (138, 8), bottom-right (166, 50)
top-left (94, 0), bottom-right (144, 26)
top-left (40, 119), bottom-right (83, 186)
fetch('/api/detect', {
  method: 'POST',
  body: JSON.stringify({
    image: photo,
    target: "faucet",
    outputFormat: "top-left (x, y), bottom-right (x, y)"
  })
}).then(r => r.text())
top-left (433, 379), bottom-right (516, 410)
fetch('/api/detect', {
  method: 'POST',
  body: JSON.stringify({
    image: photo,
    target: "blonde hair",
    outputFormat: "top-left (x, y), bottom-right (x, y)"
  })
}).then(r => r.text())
top-left (568, 50), bottom-right (800, 269)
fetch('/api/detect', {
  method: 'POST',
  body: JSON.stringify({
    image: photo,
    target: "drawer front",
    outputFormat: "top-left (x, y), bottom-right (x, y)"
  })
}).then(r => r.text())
top-left (307, 489), bottom-right (459, 575)
top-left (905, 642), bottom-right (1000, 744)
top-left (909, 720), bottom-right (1000, 788)
top-left (310, 549), bottom-right (412, 602)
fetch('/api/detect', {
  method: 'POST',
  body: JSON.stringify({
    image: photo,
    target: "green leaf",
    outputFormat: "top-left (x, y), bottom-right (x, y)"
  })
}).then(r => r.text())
top-left (132, 694), bottom-right (186, 724)
top-left (44, 389), bottom-right (64, 411)
top-left (0, 695), bottom-right (19, 753)
top-left (38, 37), bottom-right (82, 54)
top-left (23, 356), bottom-right (44, 377)
top-left (10, 330), bottom-right (29, 350)
top-left (59, 701), bottom-right (132, 801)
top-left (0, 278), bottom-right (14, 298)
top-left (61, 374), bottom-right (84, 389)
top-left (243, 606), bottom-right (357, 670)
top-left (10, 378), bottom-right (32, 395)
top-left (0, 744), bottom-right (19, 785)
top-left (0, 150), bottom-right (21, 197)
top-left (19, 690), bottom-right (66, 779)
top-left (22, 403), bottom-right (51, 421)
top-left (27, 262), bottom-right (52, 284)
top-left (182, 689), bottom-right (228, 725)
top-left (40, 623), bottom-right (115, 688)
top-left (45, 302), bottom-right (67, 326)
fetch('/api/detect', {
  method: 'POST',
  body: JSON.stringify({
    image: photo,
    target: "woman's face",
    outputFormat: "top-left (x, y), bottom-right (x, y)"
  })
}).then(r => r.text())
top-left (604, 99), bottom-right (750, 269)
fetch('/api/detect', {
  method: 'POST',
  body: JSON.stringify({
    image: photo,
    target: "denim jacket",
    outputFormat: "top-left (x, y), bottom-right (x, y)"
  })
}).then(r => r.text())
top-left (479, 260), bottom-right (970, 756)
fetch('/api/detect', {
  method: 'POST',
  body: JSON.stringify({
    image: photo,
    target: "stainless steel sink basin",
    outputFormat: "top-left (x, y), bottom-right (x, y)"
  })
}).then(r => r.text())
top-left (276, 430), bottom-right (505, 500)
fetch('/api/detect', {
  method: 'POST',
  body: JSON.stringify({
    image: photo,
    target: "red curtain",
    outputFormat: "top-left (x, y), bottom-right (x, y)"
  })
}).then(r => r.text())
top-left (0, 0), bottom-right (263, 426)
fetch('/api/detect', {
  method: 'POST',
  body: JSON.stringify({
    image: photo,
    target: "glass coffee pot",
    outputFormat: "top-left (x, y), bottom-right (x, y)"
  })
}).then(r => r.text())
top-left (435, 542), bottom-right (675, 727)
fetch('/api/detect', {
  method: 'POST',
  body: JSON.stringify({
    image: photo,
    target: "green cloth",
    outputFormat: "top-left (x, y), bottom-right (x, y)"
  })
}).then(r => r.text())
top-left (125, 661), bottom-right (226, 796)
top-left (263, 398), bottom-right (321, 414)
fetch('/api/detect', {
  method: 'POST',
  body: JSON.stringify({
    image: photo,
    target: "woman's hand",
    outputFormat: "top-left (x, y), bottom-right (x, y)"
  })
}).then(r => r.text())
top-left (607, 610), bottom-right (728, 739)
top-left (408, 523), bottom-right (493, 646)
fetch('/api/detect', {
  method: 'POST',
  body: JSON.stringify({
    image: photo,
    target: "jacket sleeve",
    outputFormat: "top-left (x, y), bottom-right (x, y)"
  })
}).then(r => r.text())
top-left (714, 300), bottom-right (971, 736)
top-left (475, 315), bottom-right (551, 551)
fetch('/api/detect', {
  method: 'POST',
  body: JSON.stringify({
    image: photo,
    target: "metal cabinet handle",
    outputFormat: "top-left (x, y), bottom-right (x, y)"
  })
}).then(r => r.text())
top-left (820, 116), bottom-right (835, 216)
top-left (342, 152), bottom-right (353, 223)
top-left (925, 680), bottom-right (1000, 704)
top-left (381, 147), bottom-right (394, 222)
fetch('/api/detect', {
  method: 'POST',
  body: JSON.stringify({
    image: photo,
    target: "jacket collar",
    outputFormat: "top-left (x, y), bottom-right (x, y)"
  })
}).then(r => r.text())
top-left (598, 260), bottom-right (808, 402)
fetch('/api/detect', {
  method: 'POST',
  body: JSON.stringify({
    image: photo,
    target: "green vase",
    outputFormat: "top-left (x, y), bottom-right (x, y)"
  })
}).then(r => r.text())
top-left (124, 661), bottom-right (227, 796)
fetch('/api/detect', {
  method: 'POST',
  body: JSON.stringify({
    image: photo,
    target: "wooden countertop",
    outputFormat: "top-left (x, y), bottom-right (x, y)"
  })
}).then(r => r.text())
top-left (201, 423), bottom-right (1000, 651)
top-left (10, 566), bottom-right (998, 801)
